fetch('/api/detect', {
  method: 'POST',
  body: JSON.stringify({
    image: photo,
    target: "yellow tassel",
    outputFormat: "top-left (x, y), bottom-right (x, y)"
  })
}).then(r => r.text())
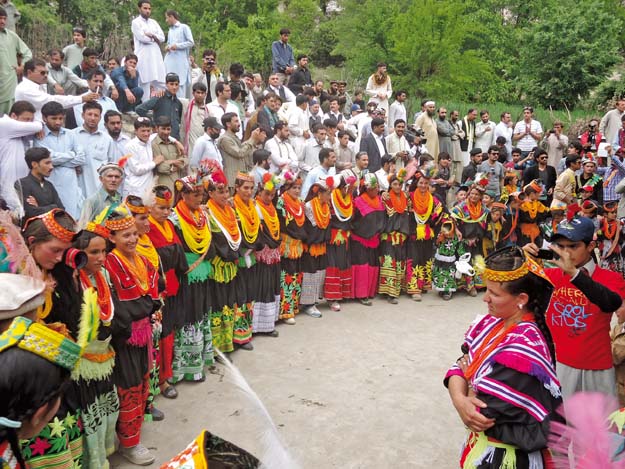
top-left (78, 288), bottom-right (100, 351)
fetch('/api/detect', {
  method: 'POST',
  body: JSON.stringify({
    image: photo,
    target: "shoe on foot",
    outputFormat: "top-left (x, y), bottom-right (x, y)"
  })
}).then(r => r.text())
top-left (119, 444), bottom-right (156, 466)
top-left (161, 385), bottom-right (178, 399)
top-left (388, 297), bottom-right (398, 304)
top-left (412, 293), bottom-right (422, 302)
top-left (239, 342), bottom-right (254, 351)
top-left (442, 292), bottom-right (452, 301)
top-left (304, 305), bottom-right (322, 318)
top-left (359, 298), bottom-right (372, 306)
top-left (284, 317), bottom-right (296, 325)
top-left (267, 330), bottom-right (279, 337)
top-left (330, 301), bottom-right (341, 312)
top-left (467, 288), bottom-right (478, 297)
top-left (150, 407), bottom-right (164, 421)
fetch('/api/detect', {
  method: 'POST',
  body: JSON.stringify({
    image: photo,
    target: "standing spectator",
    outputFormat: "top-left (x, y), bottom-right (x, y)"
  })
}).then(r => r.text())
top-left (478, 145), bottom-right (505, 198)
top-left (600, 98), bottom-right (625, 145)
top-left (152, 116), bottom-right (188, 191)
top-left (35, 101), bottom-right (85, 219)
top-left (190, 116), bottom-right (223, 168)
top-left (576, 156), bottom-right (603, 205)
top-left (15, 59), bottom-right (98, 120)
top-left (365, 62), bottom-right (392, 116)
top-left (0, 7), bottom-right (31, 114)
top-left (301, 148), bottom-right (337, 199)
top-left (598, 145), bottom-right (625, 204)
top-left (218, 113), bottom-right (263, 189)
top-left (266, 73), bottom-right (295, 103)
top-left (460, 108), bottom-right (477, 166)
top-left (554, 154), bottom-right (582, 204)
top-left (62, 26), bottom-right (86, 70)
top-left (78, 162), bottom-right (123, 226)
top-left (164, 9), bottom-right (194, 99)
top-left (337, 80), bottom-right (352, 117)
top-left (136, 72), bottom-right (184, 140)
top-left (14, 148), bottom-right (64, 220)
top-left (385, 119), bottom-right (411, 170)
top-left (271, 28), bottom-right (295, 81)
top-left (0, 0), bottom-right (19, 31)
top-left (73, 70), bottom-right (119, 131)
top-left (300, 124), bottom-right (328, 177)
top-left (0, 101), bottom-right (43, 212)
top-left (72, 101), bottom-right (116, 198)
top-left (181, 82), bottom-right (210, 155)
top-left (104, 110), bottom-right (131, 162)
top-left (436, 107), bottom-right (454, 156)
top-left (123, 117), bottom-right (164, 197)
top-left (265, 121), bottom-right (298, 174)
top-left (288, 54), bottom-right (312, 95)
top-left (580, 119), bottom-right (602, 156)
top-left (523, 148), bottom-right (557, 207)
top-left (72, 48), bottom-right (117, 98)
top-left (110, 53), bottom-right (143, 113)
top-left (336, 130), bottom-right (356, 170)
top-left (257, 92), bottom-right (282, 139)
top-left (541, 120), bottom-right (568, 169)
top-left (131, 0), bottom-right (166, 99)
top-left (387, 90), bottom-right (407, 132)
top-left (461, 147), bottom-right (483, 185)
top-left (494, 111), bottom-right (513, 157)
top-left (513, 106), bottom-right (543, 157)
top-left (206, 81), bottom-right (241, 138)
top-left (194, 49), bottom-right (223, 103)
top-left (359, 117), bottom-right (387, 172)
top-left (474, 110), bottom-right (495, 153)
top-left (449, 109), bottom-right (465, 182)
top-left (414, 101), bottom-right (439, 160)
top-left (288, 94), bottom-right (310, 157)
top-left (46, 49), bottom-right (87, 96)
top-left (324, 97), bottom-right (345, 130)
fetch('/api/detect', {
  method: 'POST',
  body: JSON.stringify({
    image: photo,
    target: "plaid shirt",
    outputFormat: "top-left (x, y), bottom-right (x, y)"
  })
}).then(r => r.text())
top-left (597, 155), bottom-right (625, 202)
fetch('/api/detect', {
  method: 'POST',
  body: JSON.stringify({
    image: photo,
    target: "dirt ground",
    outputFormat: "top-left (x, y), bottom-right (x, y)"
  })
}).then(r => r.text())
top-left (110, 291), bottom-right (483, 469)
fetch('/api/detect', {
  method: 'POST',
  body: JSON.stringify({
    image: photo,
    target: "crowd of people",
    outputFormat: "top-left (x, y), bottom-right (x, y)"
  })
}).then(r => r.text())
top-left (5, 0), bottom-right (625, 467)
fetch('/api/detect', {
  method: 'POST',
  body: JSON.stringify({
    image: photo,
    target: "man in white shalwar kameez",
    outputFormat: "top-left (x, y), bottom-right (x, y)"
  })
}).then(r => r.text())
top-left (365, 62), bottom-right (392, 120)
top-left (131, 1), bottom-right (166, 100)
top-left (0, 101), bottom-right (42, 213)
top-left (164, 10), bottom-right (194, 99)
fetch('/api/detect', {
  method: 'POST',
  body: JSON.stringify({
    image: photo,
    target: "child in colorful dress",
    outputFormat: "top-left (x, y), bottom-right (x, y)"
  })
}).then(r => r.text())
top-left (482, 201), bottom-right (507, 257)
top-left (518, 179), bottom-right (549, 246)
top-left (432, 218), bottom-right (474, 300)
top-left (597, 201), bottom-right (625, 276)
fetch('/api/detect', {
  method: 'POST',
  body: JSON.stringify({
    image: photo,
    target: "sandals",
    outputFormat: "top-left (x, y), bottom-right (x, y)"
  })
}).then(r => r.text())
top-left (161, 385), bottom-right (178, 399)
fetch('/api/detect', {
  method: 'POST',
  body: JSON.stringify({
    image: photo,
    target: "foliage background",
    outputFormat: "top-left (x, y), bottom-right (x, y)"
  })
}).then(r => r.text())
top-left (12, 0), bottom-right (625, 120)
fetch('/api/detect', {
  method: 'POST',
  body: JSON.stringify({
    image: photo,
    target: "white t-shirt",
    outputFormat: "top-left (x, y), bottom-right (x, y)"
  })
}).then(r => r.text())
top-left (513, 119), bottom-right (543, 152)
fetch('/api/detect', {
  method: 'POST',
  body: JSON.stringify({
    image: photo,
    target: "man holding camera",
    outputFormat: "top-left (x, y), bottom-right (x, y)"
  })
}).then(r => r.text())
top-left (580, 119), bottom-right (603, 157)
top-left (541, 120), bottom-right (568, 169)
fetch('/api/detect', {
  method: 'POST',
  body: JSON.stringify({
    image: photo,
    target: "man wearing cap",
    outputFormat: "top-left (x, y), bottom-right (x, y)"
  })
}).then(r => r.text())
top-left (0, 6), bottom-right (31, 114)
top-left (554, 154), bottom-right (582, 204)
top-left (136, 72), bottom-right (183, 140)
top-left (513, 106), bottom-right (543, 158)
top-left (365, 62), bottom-right (392, 118)
top-left (78, 162), bottom-right (123, 226)
top-left (152, 116), bottom-right (188, 192)
top-left (461, 147), bottom-right (483, 185)
top-left (414, 100), bottom-right (439, 161)
top-left (524, 216), bottom-right (625, 398)
top-left (191, 116), bottom-right (223, 168)
top-left (287, 54), bottom-right (312, 95)
top-left (132, 0), bottom-right (166, 99)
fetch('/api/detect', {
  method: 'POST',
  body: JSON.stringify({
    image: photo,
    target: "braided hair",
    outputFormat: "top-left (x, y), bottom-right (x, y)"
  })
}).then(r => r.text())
top-left (485, 247), bottom-right (557, 365)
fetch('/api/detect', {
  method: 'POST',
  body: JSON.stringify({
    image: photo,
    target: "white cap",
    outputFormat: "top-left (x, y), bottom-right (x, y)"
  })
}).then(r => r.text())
top-left (0, 274), bottom-right (46, 320)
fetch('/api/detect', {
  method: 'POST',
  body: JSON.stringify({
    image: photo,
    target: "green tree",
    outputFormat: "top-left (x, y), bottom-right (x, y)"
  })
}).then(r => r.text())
top-left (516, 0), bottom-right (623, 109)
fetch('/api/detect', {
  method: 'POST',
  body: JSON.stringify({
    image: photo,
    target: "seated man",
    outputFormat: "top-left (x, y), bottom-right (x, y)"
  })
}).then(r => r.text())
top-left (110, 54), bottom-right (143, 112)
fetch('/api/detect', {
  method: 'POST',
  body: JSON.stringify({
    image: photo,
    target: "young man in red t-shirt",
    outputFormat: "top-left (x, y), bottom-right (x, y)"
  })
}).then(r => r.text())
top-left (525, 216), bottom-right (625, 398)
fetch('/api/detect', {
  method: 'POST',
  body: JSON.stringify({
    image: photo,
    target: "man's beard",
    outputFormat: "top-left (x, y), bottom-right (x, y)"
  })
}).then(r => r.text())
top-left (438, 115), bottom-right (446, 121)
top-left (373, 72), bottom-right (387, 86)
top-left (108, 129), bottom-right (121, 138)
top-left (427, 110), bottom-right (435, 117)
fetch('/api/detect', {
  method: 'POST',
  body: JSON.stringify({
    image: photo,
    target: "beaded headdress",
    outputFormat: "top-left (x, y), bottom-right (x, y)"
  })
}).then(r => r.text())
top-left (104, 207), bottom-right (135, 232)
top-left (125, 196), bottom-right (150, 215)
top-left (153, 185), bottom-right (174, 207)
top-left (23, 209), bottom-right (77, 243)
top-left (260, 173), bottom-right (281, 192)
top-left (235, 171), bottom-right (255, 184)
top-left (477, 246), bottom-right (553, 286)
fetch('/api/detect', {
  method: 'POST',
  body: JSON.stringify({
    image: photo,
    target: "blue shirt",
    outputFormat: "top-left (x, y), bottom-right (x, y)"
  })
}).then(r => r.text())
top-left (271, 40), bottom-right (294, 73)
top-left (73, 96), bottom-right (119, 132)
top-left (301, 165), bottom-right (336, 200)
top-left (72, 127), bottom-right (115, 199)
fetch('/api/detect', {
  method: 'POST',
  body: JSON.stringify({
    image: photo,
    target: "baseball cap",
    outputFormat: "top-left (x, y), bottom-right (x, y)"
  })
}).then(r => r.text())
top-left (552, 217), bottom-right (595, 244)
top-left (350, 104), bottom-right (363, 112)
top-left (203, 117), bottom-right (224, 130)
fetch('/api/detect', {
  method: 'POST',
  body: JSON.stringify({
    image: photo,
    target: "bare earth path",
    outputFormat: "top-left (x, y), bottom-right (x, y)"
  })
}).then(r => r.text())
top-left (111, 292), bottom-right (483, 468)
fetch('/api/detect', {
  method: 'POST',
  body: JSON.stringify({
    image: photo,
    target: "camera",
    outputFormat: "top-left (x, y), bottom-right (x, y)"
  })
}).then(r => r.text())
top-left (405, 125), bottom-right (426, 145)
top-left (204, 58), bottom-right (215, 66)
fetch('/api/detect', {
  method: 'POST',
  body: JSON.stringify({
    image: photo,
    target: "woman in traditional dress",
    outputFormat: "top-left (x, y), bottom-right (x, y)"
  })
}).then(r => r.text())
top-left (0, 276), bottom-right (84, 469)
top-left (276, 172), bottom-right (307, 324)
top-left (451, 181), bottom-right (489, 293)
top-left (253, 174), bottom-right (282, 336)
top-left (445, 246), bottom-right (561, 468)
top-left (378, 173), bottom-right (410, 304)
top-left (597, 201), bottom-right (625, 276)
top-left (104, 207), bottom-right (159, 466)
top-left (170, 175), bottom-right (214, 382)
top-left (518, 180), bottom-right (549, 247)
top-left (205, 167), bottom-right (243, 352)
top-left (300, 177), bottom-right (332, 316)
top-left (324, 170), bottom-right (357, 311)
top-left (125, 195), bottom-right (166, 422)
top-left (72, 222), bottom-right (120, 469)
top-left (20, 209), bottom-right (86, 469)
top-left (406, 169), bottom-right (445, 301)
top-left (147, 185), bottom-right (188, 397)
top-left (233, 171), bottom-right (261, 349)
top-left (351, 173), bottom-right (385, 305)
